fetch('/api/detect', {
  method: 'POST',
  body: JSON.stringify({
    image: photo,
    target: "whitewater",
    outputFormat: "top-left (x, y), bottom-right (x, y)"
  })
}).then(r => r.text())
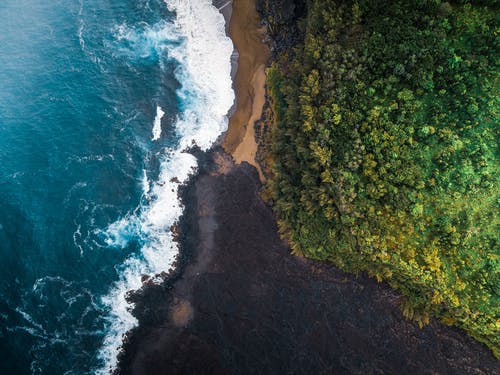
top-left (98, 0), bottom-right (234, 371)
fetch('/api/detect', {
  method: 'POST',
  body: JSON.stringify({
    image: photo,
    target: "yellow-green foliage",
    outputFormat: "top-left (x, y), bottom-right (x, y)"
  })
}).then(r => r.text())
top-left (267, 0), bottom-right (500, 356)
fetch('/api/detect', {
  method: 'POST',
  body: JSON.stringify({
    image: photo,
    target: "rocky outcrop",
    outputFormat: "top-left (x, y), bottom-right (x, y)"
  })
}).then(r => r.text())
top-left (116, 150), bottom-right (498, 374)
top-left (257, 0), bottom-right (307, 54)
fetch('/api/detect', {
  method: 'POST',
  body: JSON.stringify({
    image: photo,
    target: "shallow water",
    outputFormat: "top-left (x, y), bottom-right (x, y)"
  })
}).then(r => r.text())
top-left (0, 0), bottom-right (233, 373)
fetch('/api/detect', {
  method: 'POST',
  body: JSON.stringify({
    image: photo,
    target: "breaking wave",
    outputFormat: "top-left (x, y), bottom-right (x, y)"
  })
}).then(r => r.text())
top-left (98, 0), bottom-right (234, 371)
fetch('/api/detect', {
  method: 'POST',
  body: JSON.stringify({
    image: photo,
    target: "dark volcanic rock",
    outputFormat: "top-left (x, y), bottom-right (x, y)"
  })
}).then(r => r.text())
top-left (257, 0), bottom-right (307, 54)
top-left (117, 151), bottom-right (498, 375)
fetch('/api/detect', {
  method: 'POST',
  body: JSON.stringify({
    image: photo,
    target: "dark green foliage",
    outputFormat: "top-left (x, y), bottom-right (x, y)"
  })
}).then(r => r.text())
top-left (266, 0), bottom-right (500, 356)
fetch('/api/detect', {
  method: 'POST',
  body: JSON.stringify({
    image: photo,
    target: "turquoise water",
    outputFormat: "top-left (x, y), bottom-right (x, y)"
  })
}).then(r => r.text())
top-left (0, 0), bottom-right (234, 373)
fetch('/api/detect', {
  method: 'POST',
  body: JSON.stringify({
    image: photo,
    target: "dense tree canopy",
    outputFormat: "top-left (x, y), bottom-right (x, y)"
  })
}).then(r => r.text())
top-left (265, 0), bottom-right (499, 356)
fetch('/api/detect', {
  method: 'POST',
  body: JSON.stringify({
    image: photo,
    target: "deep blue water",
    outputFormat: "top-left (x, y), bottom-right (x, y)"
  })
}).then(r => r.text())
top-left (0, 0), bottom-right (234, 373)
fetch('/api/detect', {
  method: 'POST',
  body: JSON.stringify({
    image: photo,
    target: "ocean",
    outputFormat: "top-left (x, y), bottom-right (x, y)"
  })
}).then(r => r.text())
top-left (0, 0), bottom-right (234, 373)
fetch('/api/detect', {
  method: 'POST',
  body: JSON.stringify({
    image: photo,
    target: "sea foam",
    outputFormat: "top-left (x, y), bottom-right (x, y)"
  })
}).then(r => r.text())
top-left (151, 105), bottom-right (164, 141)
top-left (98, 0), bottom-right (234, 372)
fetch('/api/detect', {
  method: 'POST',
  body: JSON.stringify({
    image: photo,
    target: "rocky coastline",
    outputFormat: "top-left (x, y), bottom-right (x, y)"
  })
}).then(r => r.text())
top-left (117, 146), bottom-right (498, 374)
top-left (115, 1), bottom-right (499, 374)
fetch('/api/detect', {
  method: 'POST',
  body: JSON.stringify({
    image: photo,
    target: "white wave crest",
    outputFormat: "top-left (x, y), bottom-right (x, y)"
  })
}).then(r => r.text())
top-left (98, 0), bottom-right (234, 372)
top-left (152, 105), bottom-right (164, 141)
top-left (141, 169), bottom-right (150, 195)
top-left (165, 0), bottom-right (235, 149)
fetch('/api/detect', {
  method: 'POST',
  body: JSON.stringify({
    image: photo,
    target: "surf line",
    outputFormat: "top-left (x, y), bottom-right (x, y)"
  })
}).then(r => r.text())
top-left (97, 0), bottom-right (235, 372)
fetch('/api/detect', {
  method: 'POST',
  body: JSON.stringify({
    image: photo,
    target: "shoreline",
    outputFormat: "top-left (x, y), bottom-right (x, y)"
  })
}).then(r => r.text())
top-left (114, 1), bottom-right (499, 373)
top-left (212, 0), bottom-right (238, 81)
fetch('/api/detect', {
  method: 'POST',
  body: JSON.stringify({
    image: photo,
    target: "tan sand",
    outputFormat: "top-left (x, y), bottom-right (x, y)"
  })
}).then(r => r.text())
top-left (223, 0), bottom-right (270, 182)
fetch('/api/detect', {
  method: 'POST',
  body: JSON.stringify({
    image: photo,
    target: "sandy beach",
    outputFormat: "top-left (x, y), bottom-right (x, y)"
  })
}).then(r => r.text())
top-left (222, 0), bottom-right (270, 181)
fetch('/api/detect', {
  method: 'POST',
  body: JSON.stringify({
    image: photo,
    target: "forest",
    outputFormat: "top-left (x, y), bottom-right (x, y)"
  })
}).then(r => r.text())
top-left (263, 0), bottom-right (499, 356)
